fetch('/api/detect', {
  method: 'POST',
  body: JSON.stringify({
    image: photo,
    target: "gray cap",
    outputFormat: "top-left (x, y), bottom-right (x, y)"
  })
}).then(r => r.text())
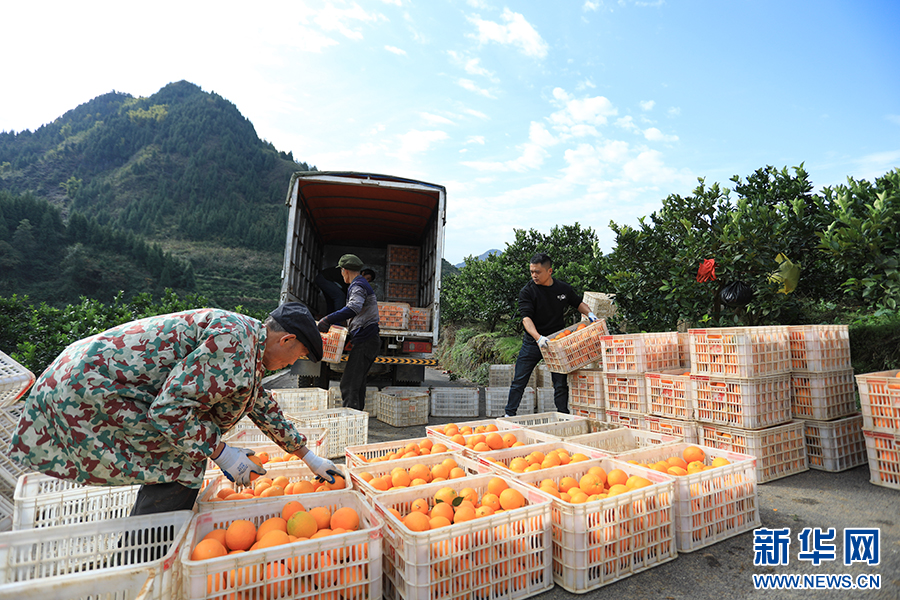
top-left (268, 302), bottom-right (323, 362)
top-left (338, 254), bottom-right (364, 270)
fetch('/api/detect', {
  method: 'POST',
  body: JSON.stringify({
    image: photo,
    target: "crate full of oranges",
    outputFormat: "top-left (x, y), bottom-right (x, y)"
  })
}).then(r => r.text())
top-left (198, 463), bottom-right (350, 512)
top-left (540, 318), bottom-right (609, 374)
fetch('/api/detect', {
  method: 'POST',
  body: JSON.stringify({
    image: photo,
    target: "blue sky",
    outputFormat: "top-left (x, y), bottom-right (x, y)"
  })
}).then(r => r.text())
top-left (2, 1), bottom-right (898, 264)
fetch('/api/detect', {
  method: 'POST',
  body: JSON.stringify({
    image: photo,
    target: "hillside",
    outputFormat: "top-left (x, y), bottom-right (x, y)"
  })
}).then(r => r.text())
top-left (0, 81), bottom-right (314, 312)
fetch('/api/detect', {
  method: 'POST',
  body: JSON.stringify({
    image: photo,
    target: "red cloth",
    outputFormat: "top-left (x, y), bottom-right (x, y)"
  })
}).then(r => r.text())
top-left (696, 259), bottom-right (716, 283)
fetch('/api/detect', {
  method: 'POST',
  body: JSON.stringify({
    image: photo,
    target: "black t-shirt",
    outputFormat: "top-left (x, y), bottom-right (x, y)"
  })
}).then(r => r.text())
top-left (518, 279), bottom-right (582, 336)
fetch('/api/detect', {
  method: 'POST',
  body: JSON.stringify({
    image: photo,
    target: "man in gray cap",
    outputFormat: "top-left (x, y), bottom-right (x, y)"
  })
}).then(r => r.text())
top-left (10, 302), bottom-right (340, 516)
top-left (317, 254), bottom-right (380, 411)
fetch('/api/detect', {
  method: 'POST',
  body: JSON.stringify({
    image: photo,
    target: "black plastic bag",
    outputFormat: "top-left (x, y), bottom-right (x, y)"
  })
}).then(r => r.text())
top-left (719, 280), bottom-right (755, 308)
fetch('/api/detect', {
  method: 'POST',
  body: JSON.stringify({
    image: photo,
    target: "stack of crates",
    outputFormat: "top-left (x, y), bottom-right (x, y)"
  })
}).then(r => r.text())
top-left (568, 368), bottom-right (605, 420)
top-left (0, 351), bottom-right (35, 530)
top-left (379, 302), bottom-right (411, 330)
top-left (690, 327), bottom-right (808, 483)
top-left (855, 368), bottom-right (900, 490)
top-left (385, 244), bottom-right (419, 305)
top-left (788, 325), bottom-right (865, 473)
top-left (535, 363), bottom-right (554, 413)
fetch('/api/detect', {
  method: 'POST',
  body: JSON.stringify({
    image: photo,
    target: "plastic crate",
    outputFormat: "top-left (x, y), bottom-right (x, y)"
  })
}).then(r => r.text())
top-left (292, 408), bottom-right (369, 458)
top-left (408, 307), bottom-right (431, 332)
top-left (0, 567), bottom-right (156, 600)
top-left (0, 406), bottom-right (30, 489)
top-left (387, 244), bottom-right (420, 264)
top-left (603, 411), bottom-right (645, 431)
top-left (0, 510), bottom-right (191, 600)
top-left (515, 459), bottom-right (677, 593)
top-left (486, 387), bottom-right (534, 417)
top-left (378, 302), bottom-right (411, 330)
top-left (270, 387), bottom-right (329, 414)
top-left (430, 387), bottom-right (479, 418)
top-left (386, 281), bottom-right (417, 302)
top-left (536, 364), bottom-right (552, 388)
top-left (540, 319), bottom-right (609, 374)
top-left (600, 332), bottom-right (681, 374)
top-left (689, 326), bottom-right (791, 378)
top-left (570, 403), bottom-right (605, 421)
top-left (568, 369), bottom-right (605, 408)
top-left (644, 416), bottom-right (700, 444)
top-left (13, 472), bottom-right (139, 530)
top-left (387, 263), bottom-right (419, 281)
top-left (376, 390), bottom-right (430, 427)
top-left (488, 364), bottom-right (537, 388)
top-left (536, 388), bottom-right (556, 413)
top-left (327, 382), bottom-right (342, 408)
top-left (791, 369), bottom-right (857, 420)
top-left (646, 369), bottom-right (695, 420)
top-left (320, 324), bottom-right (348, 363)
top-left (603, 373), bottom-right (648, 414)
top-left (181, 491), bottom-right (382, 600)
top-left (620, 444), bottom-right (760, 553)
top-left (470, 441), bottom-right (611, 477)
top-left (863, 430), bottom-right (900, 490)
top-left (345, 436), bottom-right (464, 468)
top-left (803, 415), bottom-right (866, 472)
top-left (786, 324), bottom-right (852, 372)
top-left (692, 373), bottom-right (792, 429)
top-left (372, 474), bottom-right (554, 600)
top-left (348, 453), bottom-right (481, 500)
top-left (855, 369), bottom-right (900, 433)
top-left (197, 463), bottom-right (351, 511)
top-left (529, 418), bottom-right (623, 440)
top-left (678, 331), bottom-right (691, 368)
top-left (499, 411), bottom-right (584, 428)
top-left (458, 428), bottom-right (562, 460)
top-left (425, 419), bottom-right (517, 446)
top-left (365, 385), bottom-right (379, 418)
top-left (223, 425), bottom-right (328, 457)
top-left (699, 421), bottom-right (808, 484)
top-left (580, 291), bottom-right (617, 320)
top-left (566, 428), bottom-right (683, 458)
top-left (0, 351), bottom-right (34, 409)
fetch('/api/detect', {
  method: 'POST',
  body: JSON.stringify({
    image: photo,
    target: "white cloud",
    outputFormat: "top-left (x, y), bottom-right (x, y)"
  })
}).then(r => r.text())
top-left (576, 79), bottom-right (597, 90)
top-left (461, 136), bottom-right (550, 173)
top-left (549, 89), bottom-right (617, 131)
top-left (643, 127), bottom-right (679, 143)
top-left (563, 140), bottom-right (631, 183)
top-left (458, 78), bottom-right (496, 99)
top-left (615, 116), bottom-right (639, 131)
top-left (395, 129), bottom-right (449, 161)
top-left (314, 3), bottom-right (386, 40)
top-left (466, 0), bottom-right (488, 7)
top-left (469, 8), bottom-right (549, 59)
top-left (851, 149), bottom-right (900, 181)
top-left (529, 122), bottom-right (557, 147)
top-left (464, 57), bottom-right (495, 80)
top-left (420, 112), bottom-right (454, 126)
top-left (623, 149), bottom-right (693, 186)
top-left (385, 45), bottom-right (407, 56)
top-left (640, 100), bottom-right (655, 111)
top-left (287, 25), bottom-right (340, 53)
top-left (583, 1), bottom-right (600, 11)
top-left (380, 0), bottom-right (402, 5)
top-left (668, 106), bottom-right (681, 117)
top-left (464, 108), bottom-right (490, 119)
top-left (466, 136), bottom-right (486, 145)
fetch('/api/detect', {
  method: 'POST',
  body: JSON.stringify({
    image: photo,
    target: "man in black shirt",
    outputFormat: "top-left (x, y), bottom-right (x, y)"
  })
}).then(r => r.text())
top-left (505, 253), bottom-right (598, 416)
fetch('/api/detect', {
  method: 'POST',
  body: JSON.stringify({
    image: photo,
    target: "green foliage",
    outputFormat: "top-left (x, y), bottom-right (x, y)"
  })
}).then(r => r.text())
top-left (847, 312), bottom-right (900, 374)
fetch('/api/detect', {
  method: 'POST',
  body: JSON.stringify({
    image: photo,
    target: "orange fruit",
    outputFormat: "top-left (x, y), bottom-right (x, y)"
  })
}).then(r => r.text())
top-left (247, 455), bottom-right (263, 481)
top-left (453, 505), bottom-right (477, 523)
top-left (687, 461), bottom-right (705, 474)
top-left (451, 434), bottom-right (466, 445)
top-left (559, 476), bottom-right (579, 493)
top-left (259, 485), bottom-right (284, 498)
top-left (409, 464), bottom-right (432, 483)
top-left (391, 470), bottom-right (411, 488)
top-left (256, 529), bottom-right (290, 549)
top-left (309, 507), bottom-right (332, 531)
top-left (683, 446), bottom-right (706, 464)
top-left (224, 520), bottom-right (257, 552)
top-left (472, 442), bottom-right (491, 453)
top-left (606, 469), bottom-right (628, 487)
top-left (666, 456), bottom-right (688, 470)
top-left (256, 517), bottom-right (288, 542)
top-left (498, 488), bottom-right (525, 510)
top-left (272, 475), bottom-right (290, 490)
top-left (434, 487), bottom-right (458, 506)
top-left (410, 498), bottom-right (430, 515)
top-left (509, 457), bottom-right (529, 473)
top-left (487, 477), bottom-right (509, 497)
top-left (502, 433), bottom-right (518, 447)
top-left (626, 475), bottom-right (652, 489)
top-left (216, 486), bottom-right (237, 501)
top-left (430, 516), bottom-right (452, 529)
top-left (282, 500), bottom-right (306, 522)
top-left (371, 476), bottom-right (391, 491)
top-left (191, 538), bottom-right (227, 561)
top-left (711, 457), bottom-right (731, 468)
top-left (431, 443), bottom-right (448, 453)
top-left (448, 467), bottom-right (466, 479)
top-left (579, 473), bottom-right (603, 496)
top-left (431, 463), bottom-right (450, 480)
top-left (403, 511), bottom-right (431, 532)
top-left (202, 528), bottom-right (228, 547)
top-left (444, 424), bottom-right (459, 436)
top-left (485, 433), bottom-right (505, 450)
top-left (430, 501), bottom-right (455, 522)
top-left (606, 484), bottom-right (629, 497)
top-left (480, 492), bottom-right (501, 512)
top-left (652, 461), bottom-right (671, 473)
top-left (287, 511), bottom-right (318, 539)
top-left (667, 466), bottom-right (687, 476)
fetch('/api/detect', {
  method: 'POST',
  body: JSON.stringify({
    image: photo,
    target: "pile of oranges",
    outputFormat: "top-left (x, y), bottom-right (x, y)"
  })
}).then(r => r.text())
top-left (624, 446), bottom-right (731, 477)
top-left (432, 422), bottom-right (528, 453)
top-left (357, 457), bottom-right (470, 492)
top-left (552, 322), bottom-right (587, 341)
top-left (353, 438), bottom-right (450, 464)
top-left (526, 465), bottom-right (653, 503)
top-left (208, 470), bottom-right (346, 503)
top-left (482, 447), bottom-right (593, 473)
top-left (190, 501), bottom-right (369, 598)
top-left (388, 477), bottom-right (527, 533)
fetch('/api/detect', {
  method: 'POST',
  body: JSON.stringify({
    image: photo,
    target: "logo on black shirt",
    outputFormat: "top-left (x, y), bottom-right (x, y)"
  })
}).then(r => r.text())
top-left (558, 294), bottom-right (567, 301)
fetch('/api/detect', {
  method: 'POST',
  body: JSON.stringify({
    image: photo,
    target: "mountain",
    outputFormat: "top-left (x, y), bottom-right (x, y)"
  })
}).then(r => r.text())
top-left (455, 249), bottom-right (501, 268)
top-left (0, 81), bottom-right (315, 312)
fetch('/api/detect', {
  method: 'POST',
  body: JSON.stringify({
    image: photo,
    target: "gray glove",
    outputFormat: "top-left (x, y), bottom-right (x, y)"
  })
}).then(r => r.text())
top-left (213, 445), bottom-right (265, 486)
top-left (537, 335), bottom-right (550, 348)
top-left (317, 319), bottom-right (331, 333)
top-left (302, 451), bottom-right (340, 484)
top-left (588, 312), bottom-right (599, 323)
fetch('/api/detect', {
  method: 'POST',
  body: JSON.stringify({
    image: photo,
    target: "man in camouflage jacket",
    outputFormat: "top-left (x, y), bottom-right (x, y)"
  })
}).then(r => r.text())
top-left (9, 302), bottom-right (340, 515)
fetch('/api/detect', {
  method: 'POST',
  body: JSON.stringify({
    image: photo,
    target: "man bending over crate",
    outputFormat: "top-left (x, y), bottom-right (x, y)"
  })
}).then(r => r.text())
top-left (8, 302), bottom-right (340, 515)
top-left (505, 253), bottom-right (598, 416)
top-left (316, 254), bottom-right (380, 412)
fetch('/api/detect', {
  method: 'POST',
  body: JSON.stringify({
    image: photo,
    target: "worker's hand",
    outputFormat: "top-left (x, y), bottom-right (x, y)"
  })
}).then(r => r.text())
top-left (302, 451), bottom-right (340, 484)
top-left (537, 335), bottom-right (550, 348)
top-left (317, 318), bottom-right (331, 333)
top-left (213, 445), bottom-right (265, 486)
top-left (587, 312), bottom-right (599, 323)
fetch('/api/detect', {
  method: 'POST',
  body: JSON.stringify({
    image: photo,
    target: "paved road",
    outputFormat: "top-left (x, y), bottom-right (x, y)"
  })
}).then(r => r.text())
top-left (266, 368), bottom-right (899, 599)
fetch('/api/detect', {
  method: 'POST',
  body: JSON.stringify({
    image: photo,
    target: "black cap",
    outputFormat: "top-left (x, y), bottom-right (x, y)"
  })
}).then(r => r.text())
top-left (269, 302), bottom-right (323, 362)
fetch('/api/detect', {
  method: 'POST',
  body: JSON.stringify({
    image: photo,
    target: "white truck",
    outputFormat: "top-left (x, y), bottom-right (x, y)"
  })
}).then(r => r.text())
top-left (279, 171), bottom-right (446, 386)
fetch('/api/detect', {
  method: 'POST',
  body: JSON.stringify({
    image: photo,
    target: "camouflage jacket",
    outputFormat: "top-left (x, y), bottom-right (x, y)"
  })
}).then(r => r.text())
top-left (9, 309), bottom-right (306, 488)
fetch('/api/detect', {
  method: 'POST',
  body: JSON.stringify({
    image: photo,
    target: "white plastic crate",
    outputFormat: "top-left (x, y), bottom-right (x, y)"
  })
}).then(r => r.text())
top-left (603, 411), bottom-right (645, 431)
top-left (699, 421), bottom-right (808, 484)
top-left (692, 373), bottom-right (792, 429)
top-left (197, 463), bottom-right (350, 511)
top-left (803, 415), bottom-right (866, 472)
top-left (516, 459), bottom-right (677, 593)
top-left (0, 510), bottom-right (191, 600)
top-left (372, 474), bottom-right (554, 600)
top-left (621, 444), bottom-right (760, 553)
top-left (540, 319), bottom-right (609, 374)
top-left (321, 324), bottom-right (348, 363)
top-left (644, 416), bottom-right (700, 444)
top-left (270, 387), bottom-right (329, 414)
top-left (376, 390), bottom-right (430, 427)
top-left (570, 403), bottom-right (605, 421)
top-left (678, 331), bottom-right (691, 368)
top-left (430, 387), bottom-right (479, 418)
top-left (0, 568), bottom-right (156, 600)
top-left (425, 419), bottom-right (518, 445)
top-left (489, 364), bottom-right (536, 388)
top-left (536, 363), bottom-right (553, 388)
top-left (471, 441), bottom-right (611, 477)
top-left (581, 291), bottom-right (617, 320)
top-left (292, 408), bottom-right (369, 458)
top-left (603, 373), bottom-right (648, 414)
top-left (223, 424), bottom-right (328, 457)
top-left (181, 491), bottom-right (382, 600)
top-left (0, 351), bottom-right (34, 409)
top-left (458, 428), bottom-right (562, 460)
top-left (345, 436), bottom-right (463, 468)
top-left (600, 332), bottom-right (681, 374)
top-left (409, 306), bottom-right (431, 332)
top-left (486, 386), bottom-right (534, 417)
top-left (328, 382), bottom-right (342, 408)
top-left (13, 472), bottom-right (139, 530)
top-left (365, 385), bottom-right (379, 417)
top-left (786, 324), bottom-right (852, 372)
top-left (348, 453), bottom-right (482, 500)
top-left (855, 369), bottom-right (900, 433)
top-left (791, 369), bottom-right (857, 420)
top-left (0, 406), bottom-right (30, 489)
top-left (646, 369), bottom-right (695, 420)
top-left (566, 428), bottom-right (683, 458)
top-left (499, 411), bottom-right (584, 428)
top-left (379, 302), bottom-right (411, 330)
top-left (529, 418), bottom-right (622, 440)
top-left (689, 326), bottom-right (791, 378)
top-left (567, 369), bottom-right (605, 408)
top-left (863, 429), bottom-right (900, 490)
top-left (536, 387), bottom-right (556, 413)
